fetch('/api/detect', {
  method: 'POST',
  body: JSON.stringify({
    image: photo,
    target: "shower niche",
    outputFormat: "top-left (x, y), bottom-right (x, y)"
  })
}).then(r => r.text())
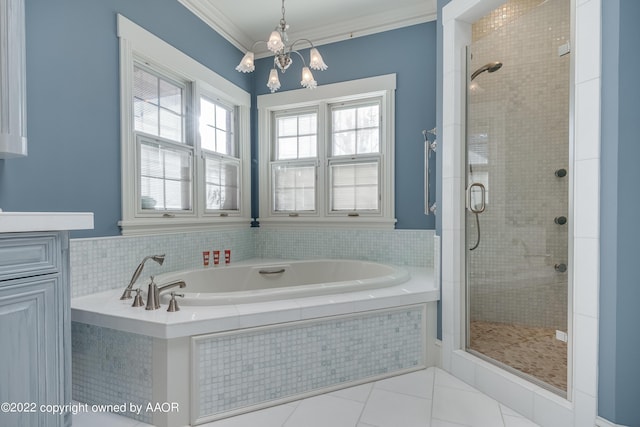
top-left (464, 0), bottom-right (570, 394)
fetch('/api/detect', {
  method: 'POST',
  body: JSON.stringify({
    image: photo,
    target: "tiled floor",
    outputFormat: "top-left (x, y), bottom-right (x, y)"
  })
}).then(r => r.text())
top-left (72, 367), bottom-right (540, 427)
top-left (470, 320), bottom-right (567, 391)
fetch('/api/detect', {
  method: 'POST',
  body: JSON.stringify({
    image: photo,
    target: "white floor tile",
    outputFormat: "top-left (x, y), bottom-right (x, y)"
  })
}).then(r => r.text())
top-left (72, 369), bottom-right (541, 427)
top-left (434, 368), bottom-right (478, 393)
top-left (374, 368), bottom-right (435, 399)
top-left (503, 414), bottom-right (539, 427)
top-left (201, 402), bottom-right (298, 427)
top-left (282, 394), bottom-right (364, 427)
top-left (72, 411), bottom-right (142, 427)
top-left (432, 386), bottom-right (503, 427)
top-left (359, 388), bottom-right (431, 427)
top-left (330, 382), bottom-right (374, 403)
top-left (431, 419), bottom-right (469, 427)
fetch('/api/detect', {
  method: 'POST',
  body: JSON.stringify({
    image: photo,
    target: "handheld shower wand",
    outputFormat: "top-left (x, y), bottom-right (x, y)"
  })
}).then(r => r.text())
top-left (120, 254), bottom-right (165, 300)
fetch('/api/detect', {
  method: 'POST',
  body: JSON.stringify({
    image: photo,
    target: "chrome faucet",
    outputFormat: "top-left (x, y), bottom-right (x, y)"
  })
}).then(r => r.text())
top-left (145, 276), bottom-right (186, 310)
top-left (120, 254), bottom-right (165, 300)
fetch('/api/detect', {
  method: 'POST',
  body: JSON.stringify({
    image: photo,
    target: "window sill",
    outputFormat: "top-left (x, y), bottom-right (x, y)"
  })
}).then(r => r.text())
top-left (256, 217), bottom-right (397, 230)
top-left (118, 217), bottom-right (252, 236)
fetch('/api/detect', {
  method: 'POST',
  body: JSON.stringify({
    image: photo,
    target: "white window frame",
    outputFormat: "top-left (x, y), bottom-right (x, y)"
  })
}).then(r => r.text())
top-left (117, 15), bottom-right (251, 235)
top-left (258, 74), bottom-right (396, 229)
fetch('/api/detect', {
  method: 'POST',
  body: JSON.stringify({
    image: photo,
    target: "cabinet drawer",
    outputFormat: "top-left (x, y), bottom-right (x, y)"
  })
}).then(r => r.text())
top-left (0, 233), bottom-right (61, 281)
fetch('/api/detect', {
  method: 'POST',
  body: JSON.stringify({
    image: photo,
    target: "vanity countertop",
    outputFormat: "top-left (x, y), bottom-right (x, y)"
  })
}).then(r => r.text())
top-left (0, 211), bottom-right (94, 233)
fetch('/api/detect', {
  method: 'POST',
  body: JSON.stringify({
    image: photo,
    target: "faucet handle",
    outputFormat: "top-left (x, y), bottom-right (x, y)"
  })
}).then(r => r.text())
top-left (167, 292), bottom-right (184, 312)
top-left (132, 288), bottom-right (144, 307)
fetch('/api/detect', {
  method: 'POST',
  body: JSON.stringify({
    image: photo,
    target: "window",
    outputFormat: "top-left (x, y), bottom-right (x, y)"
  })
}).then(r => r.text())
top-left (258, 75), bottom-right (396, 228)
top-left (272, 110), bottom-right (318, 213)
top-left (117, 15), bottom-right (251, 235)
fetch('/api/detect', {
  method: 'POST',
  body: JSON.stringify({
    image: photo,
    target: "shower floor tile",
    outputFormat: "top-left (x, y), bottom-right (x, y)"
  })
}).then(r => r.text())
top-left (469, 320), bottom-right (567, 391)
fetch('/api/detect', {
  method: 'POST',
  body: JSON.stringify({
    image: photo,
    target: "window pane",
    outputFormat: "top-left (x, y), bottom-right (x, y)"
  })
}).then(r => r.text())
top-left (200, 97), bottom-right (236, 156)
top-left (277, 137), bottom-right (298, 160)
top-left (139, 140), bottom-right (192, 211)
top-left (331, 103), bottom-right (380, 155)
top-left (159, 79), bottom-right (182, 114)
top-left (215, 105), bottom-right (228, 131)
top-left (357, 128), bottom-right (379, 154)
top-left (134, 99), bottom-right (159, 136)
top-left (275, 112), bottom-right (317, 160)
top-left (356, 105), bottom-right (379, 128)
top-left (331, 162), bottom-right (378, 211)
top-left (159, 109), bottom-right (182, 141)
top-left (278, 117), bottom-right (298, 137)
top-left (332, 131), bottom-right (356, 156)
top-left (332, 109), bottom-right (355, 132)
top-left (272, 164), bottom-right (316, 211)
top-left (205, 156), bottom-right (239, 211)
top-left (134, 65), bottom-right (184, 143)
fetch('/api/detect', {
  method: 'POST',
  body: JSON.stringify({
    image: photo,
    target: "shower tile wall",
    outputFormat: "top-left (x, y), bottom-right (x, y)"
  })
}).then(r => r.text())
top-left (467, 0), bottom-right (570, 329)
top-left (70, 228), bottom-right (434, 297)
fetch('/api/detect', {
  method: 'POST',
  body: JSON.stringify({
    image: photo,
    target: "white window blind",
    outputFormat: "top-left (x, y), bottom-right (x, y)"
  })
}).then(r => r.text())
top-left (139, 138), bottom-right (192, 211)
top-left (133, 65), bottom-right (184, 143)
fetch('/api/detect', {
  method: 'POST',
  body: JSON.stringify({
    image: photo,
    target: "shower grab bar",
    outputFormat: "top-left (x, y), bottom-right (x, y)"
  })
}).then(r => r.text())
top-left (423, 128), bottom-right (437, 215)
top-left (468, 182), bottom-right (486, 214)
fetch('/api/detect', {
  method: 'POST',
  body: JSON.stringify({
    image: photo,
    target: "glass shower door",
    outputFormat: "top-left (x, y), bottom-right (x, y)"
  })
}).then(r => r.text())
top-left (465, 0), bottom-right (570, 394)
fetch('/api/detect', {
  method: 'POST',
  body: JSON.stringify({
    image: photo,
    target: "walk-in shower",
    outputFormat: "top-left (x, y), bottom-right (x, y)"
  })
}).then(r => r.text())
top-left (465, 0), bottom-right (570, 394)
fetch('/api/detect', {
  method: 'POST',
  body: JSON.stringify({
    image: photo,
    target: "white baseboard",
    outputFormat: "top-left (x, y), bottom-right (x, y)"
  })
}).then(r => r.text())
top-left (596, 416), bottom-right (629, 427)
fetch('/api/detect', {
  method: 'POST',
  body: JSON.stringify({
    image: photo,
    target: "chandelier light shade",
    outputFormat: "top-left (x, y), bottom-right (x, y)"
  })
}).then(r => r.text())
top-left (235, 0), bottom-right (328, 93)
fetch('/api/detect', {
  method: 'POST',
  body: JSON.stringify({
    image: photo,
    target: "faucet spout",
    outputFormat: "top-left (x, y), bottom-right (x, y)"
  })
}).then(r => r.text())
top-left (145, 279), bottom-right (186, 310)
top-left (120, 254), bottom-right (165, 300)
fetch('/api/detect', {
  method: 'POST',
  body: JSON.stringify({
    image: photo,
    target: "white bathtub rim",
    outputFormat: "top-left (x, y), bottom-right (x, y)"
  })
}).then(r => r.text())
top-left (153, 258), bottom-right (411, 306)
top-left (71, 261), bottom-right (438, 339)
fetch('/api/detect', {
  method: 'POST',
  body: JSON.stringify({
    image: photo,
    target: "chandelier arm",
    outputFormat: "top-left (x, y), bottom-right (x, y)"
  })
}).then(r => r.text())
top-left (290, 49), bottom-right (307, 67)
top-left (289, 38), bottom-right (316, 52)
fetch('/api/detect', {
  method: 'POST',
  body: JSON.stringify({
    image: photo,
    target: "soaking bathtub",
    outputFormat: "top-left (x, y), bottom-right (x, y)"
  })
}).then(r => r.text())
top-left (71, 259), bottom-right (439, 427)
top-left (154, 259), bottom-right (410, 305)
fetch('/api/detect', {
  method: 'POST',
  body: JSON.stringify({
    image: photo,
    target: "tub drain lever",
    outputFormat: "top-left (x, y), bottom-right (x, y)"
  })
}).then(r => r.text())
top-left (167, 292), bottom-right (185, 312)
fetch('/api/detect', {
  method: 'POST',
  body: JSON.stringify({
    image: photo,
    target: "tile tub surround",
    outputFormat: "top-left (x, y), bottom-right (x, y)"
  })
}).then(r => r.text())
top-left (69, 227), bottom-right (255, 298)
top-left (71, 264), bottom-right (438, 426)
top-left (72, 323), bottom-right (153, 424)
top-left (69, 228), bottom-right (435, 298)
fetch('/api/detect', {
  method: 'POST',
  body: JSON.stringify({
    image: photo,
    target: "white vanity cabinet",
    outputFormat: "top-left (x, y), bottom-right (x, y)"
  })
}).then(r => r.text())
top-left (0, 232), bottom-right (71, 427)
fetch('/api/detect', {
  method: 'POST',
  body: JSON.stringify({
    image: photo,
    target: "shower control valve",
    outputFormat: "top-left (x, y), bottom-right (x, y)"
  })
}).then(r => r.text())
top-left (554, 216), bottom-right (567, 225)
top-left (554, 263), bottom-right (567, 273)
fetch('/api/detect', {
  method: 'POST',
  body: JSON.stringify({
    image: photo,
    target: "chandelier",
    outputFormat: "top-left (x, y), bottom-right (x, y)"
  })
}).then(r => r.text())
top-left (235, 0), bottom-right (328, 93)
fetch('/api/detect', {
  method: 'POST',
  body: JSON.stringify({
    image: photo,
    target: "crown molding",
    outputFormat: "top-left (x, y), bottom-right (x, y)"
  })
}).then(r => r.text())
top-left (177, 0), bottom-right (254, 52)
top-left (178, 0), bottom-right (436, 57)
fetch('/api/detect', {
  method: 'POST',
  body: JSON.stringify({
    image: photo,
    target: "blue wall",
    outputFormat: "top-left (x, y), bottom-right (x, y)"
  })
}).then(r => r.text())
top-left (0, 0), bottom-right (251, 237)
top-left (0, 2), bottom-right (436, 236)
top-left (599, 1), bottom-right (640, 425)
top-left (253, 23), bottom-right (437, 230)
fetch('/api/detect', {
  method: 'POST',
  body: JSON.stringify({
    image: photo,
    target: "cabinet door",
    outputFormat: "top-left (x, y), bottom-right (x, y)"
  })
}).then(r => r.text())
top-left (0, 276), bottom-right (61, 427)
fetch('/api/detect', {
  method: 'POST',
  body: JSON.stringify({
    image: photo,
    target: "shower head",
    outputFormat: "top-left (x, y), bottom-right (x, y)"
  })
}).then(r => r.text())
top-left (150, 254), bottom-right (165, 266)
top-left (470, 61), bottom-right (503, 81)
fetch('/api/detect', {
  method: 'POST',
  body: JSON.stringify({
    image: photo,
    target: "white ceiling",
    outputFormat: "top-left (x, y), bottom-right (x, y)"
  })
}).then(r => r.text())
top-left (178, 0), bottom-right (437, 57)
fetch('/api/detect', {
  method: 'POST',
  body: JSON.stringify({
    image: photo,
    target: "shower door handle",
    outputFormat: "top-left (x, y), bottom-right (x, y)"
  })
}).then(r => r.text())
top-left (468, 183), bottom-right (486, 214)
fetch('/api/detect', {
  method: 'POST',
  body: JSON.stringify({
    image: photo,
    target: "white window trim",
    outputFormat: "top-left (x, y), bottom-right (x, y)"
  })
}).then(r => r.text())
top-left (257, 74), bottom-right (397, 229)
top-left (117, 14), bottom-right (251, 235)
